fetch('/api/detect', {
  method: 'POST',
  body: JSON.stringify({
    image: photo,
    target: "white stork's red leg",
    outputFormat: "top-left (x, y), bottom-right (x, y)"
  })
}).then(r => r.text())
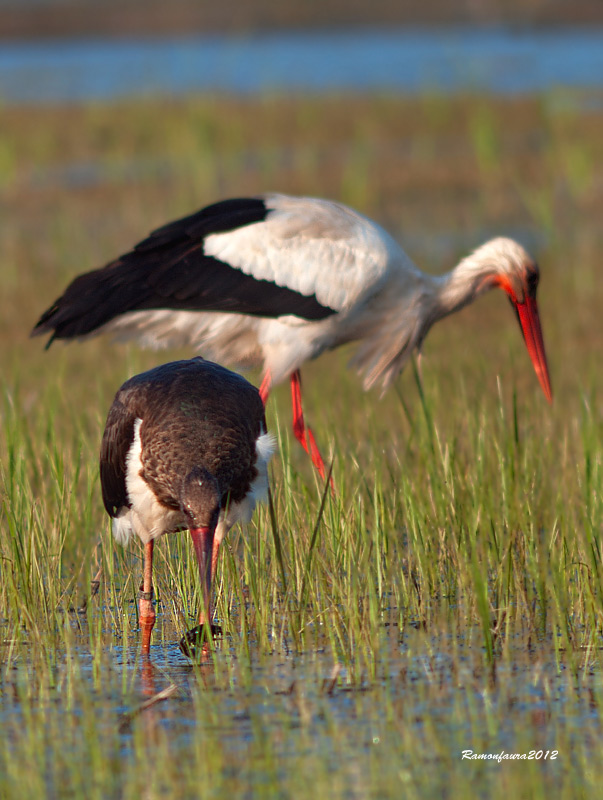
top-left (290, 369), bottom-right (329, 481)
top-left (259, 370), bottom-right (272, 406)
top-left (139, 540), bottom-right (155, 655)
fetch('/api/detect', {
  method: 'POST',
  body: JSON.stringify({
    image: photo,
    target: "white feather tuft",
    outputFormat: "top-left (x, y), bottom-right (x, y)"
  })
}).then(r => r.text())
top-left (112, 510), bottom-right (133, 546)
top-left (255, 430), bottom-right (277, 465)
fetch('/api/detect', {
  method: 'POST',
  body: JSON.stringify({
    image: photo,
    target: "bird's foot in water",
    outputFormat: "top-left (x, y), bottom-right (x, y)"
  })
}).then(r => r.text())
top-left (179, 623), bottom-right (223, 660)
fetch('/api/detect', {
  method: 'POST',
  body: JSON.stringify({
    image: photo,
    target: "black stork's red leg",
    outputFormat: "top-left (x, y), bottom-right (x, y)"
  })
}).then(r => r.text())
top-left (139, 540), bottom-right (155, 656)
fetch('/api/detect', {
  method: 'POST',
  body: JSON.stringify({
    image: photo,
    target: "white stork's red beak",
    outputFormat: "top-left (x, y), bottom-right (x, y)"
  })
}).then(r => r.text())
top-left (512, 293), bottom-right (553, 403)
top-left (495, 270), bottom-right (552, 403)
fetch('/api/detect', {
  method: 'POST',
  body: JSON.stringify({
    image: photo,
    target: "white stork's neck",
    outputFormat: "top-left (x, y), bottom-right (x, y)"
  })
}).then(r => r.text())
top-left (432, 238), bottom-right (515, 320)
top-left (347, 237), bottom-right (531, 393)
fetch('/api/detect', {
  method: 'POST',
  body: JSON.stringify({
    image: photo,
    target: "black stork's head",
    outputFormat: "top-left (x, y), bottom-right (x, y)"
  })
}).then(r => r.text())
top-left (180, 467), bottom-right (221, 532)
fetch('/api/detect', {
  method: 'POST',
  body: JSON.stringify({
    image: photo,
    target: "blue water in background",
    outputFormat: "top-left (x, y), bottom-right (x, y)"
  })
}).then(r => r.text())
top-left (1, 27), bottom-right (602, 104)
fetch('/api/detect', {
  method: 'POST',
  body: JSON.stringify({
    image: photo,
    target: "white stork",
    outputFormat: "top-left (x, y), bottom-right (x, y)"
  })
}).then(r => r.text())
top-left (35, 193), bottom-right (552, 479)
top-left (100, 356), bottom-right (274, 657)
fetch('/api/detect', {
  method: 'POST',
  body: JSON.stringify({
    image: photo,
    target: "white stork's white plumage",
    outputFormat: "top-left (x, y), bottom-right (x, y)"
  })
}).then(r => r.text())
top-left (34, 193), bottom-right (552, 478)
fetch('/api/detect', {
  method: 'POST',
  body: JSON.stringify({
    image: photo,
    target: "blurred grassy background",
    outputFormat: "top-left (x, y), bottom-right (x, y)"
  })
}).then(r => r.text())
top-left (3, 92), bottom-right (601, 394)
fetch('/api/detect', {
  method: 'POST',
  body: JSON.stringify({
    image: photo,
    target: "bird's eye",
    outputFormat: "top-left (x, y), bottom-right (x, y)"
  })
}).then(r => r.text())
top-left (526, 267), bottom-right (539, 297)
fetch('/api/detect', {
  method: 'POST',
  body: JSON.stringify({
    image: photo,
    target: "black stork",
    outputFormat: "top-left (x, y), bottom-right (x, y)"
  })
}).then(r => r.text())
top-left (100, 357), bottom-right (275, 656)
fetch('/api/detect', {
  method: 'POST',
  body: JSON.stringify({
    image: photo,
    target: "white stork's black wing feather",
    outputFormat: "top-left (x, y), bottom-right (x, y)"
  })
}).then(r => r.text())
top-left (32, 197), bottom-right (336, 344)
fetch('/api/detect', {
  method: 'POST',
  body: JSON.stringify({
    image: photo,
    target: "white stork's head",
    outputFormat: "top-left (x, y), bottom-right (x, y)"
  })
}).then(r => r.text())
top-left (451, 237), bottom-right (552, 403)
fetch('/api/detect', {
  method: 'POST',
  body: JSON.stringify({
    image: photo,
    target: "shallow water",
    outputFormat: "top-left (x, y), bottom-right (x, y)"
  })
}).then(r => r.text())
top-left (1, 601), bottom-right (601, 798)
